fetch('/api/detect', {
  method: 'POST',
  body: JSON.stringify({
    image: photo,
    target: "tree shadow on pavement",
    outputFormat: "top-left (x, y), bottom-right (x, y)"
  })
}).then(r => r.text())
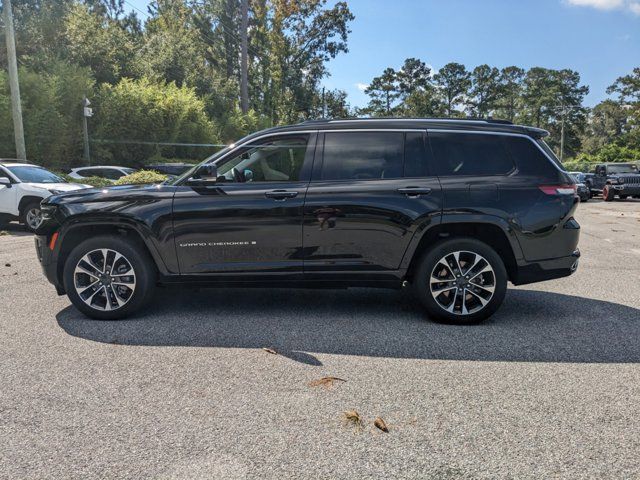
top-left (56, 287), bottom-right (640, 365)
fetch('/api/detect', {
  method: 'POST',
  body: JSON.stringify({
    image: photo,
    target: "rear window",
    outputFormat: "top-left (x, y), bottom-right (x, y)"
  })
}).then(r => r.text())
top-left (320, 132), bottom-right (404, 180)
top-left (505, 136), bottom-right (560, 177)
top-left (429, 132), bottom-right (514, 176)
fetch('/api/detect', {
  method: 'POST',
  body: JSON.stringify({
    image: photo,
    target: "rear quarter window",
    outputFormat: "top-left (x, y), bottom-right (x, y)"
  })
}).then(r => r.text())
top-left (505, 136), bottom-right (561, 179)
top-left (428, 132), bottom-right (514, 176)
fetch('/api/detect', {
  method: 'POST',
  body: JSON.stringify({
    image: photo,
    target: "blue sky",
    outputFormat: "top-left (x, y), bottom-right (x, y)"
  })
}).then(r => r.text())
top-left (126, 0), bottom-right (640, 108)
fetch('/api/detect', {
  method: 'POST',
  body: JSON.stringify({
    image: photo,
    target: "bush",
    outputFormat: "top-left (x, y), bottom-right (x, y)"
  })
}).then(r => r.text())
top-left (92, 78), bottom-right (218, 166)
top-left (55, 172), bottom-right (113, 188)
top-left (0, 63), bottom-right (95, 170)
top-left (113, 170), bottom-right (167, 185)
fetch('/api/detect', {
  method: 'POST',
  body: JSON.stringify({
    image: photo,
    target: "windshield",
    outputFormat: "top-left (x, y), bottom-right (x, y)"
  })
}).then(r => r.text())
top-left (8, 166), bottom-right (65, 184)
top-left (608, 164), bottom-right (638, 174)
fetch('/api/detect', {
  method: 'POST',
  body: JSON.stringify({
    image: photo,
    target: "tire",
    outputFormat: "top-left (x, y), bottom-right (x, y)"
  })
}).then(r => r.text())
top-left (0, 213), bottom-right (11, 226)
top-left (413, 238), bottom-right (508, 325)
top-left (602, 185), bottom-right (615, 202)
top-left (63, 235), bottom-right (157, 320)
top-left (20, 200), bottom-right (43, 231)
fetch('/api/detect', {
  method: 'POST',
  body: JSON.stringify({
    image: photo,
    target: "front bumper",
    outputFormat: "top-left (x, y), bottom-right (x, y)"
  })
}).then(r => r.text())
top-left (512, 249), bottom-right (580, 286)
top-left (612, 184), bottom-right (640, 195)
top-left (34, 235), bottom-right (65, 295)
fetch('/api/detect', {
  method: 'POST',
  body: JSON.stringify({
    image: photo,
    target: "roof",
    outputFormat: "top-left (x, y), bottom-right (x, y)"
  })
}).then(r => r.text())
top-left (0, 161), bottom-right (35, 168)
top-left (254, 117), bottom-right (549, 138)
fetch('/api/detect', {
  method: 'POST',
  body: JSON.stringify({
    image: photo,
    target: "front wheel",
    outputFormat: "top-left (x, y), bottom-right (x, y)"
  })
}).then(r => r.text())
top-left (603, 185), bottom-right (615, 201)
top-left (63, 235), bottom-right (156, 320)
top-left (21, 201), bottom-right (44, 231)
top-left (413, 238), bottom-right (508, 324)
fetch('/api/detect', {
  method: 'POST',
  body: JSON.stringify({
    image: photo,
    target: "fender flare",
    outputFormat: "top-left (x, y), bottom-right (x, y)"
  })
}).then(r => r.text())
top-left (399, 213), bottom-right (524, 271)
top-left (57, 216), bottom-right (172, 276)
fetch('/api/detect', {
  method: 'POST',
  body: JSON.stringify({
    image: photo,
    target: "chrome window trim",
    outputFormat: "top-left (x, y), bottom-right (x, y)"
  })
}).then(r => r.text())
top-left (426, 128), bottom-right (567, 174)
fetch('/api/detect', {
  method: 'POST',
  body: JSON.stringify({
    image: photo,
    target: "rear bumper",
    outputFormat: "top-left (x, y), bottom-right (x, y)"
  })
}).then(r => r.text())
top-left (512, 249), bottom-right (580, 285)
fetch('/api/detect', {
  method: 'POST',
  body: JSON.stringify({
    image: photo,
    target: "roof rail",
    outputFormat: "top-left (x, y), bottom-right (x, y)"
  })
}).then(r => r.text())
top-left (299, 117), bottom-right (514, 125)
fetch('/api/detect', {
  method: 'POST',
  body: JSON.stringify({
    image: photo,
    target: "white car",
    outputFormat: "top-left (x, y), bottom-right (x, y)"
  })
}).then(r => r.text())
top-left (0, 162), bottom-right (90, 231)
top-left (68, 166), bottom-right (136, 182)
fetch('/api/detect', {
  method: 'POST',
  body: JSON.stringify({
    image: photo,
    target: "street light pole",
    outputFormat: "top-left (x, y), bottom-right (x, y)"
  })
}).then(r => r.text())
top-left (3, 0), bottom-right (26, 160)
top-left (82, 97), bottom-right (92, 166)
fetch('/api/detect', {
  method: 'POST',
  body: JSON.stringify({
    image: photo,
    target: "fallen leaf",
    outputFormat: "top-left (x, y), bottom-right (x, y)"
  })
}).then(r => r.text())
top-left (343, 410), bottom-right (364, 432)
top-left (308, 376), bottom-right (346, 389)
top-left (262, 347), bottom-right (278, 355)
top-left (4, 263), bottom-right (10, 267)
top-left (0, 231), bottom-right (8, 236)
top-left (374, 416), bottom-right (389, 433)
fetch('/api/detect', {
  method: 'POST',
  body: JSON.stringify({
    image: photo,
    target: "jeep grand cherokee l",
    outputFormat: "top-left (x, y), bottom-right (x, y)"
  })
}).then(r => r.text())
top-left (34, 118), bottom-right (580, 324)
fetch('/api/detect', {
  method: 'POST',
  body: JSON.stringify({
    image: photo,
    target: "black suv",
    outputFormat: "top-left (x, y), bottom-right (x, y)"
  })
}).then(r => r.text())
top-left (35, 118), bottom-right (580, 324)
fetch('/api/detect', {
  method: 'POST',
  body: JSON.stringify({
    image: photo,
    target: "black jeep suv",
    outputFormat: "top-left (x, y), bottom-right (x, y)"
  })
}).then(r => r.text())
top-left (34, 118), bottom-right (580, 324)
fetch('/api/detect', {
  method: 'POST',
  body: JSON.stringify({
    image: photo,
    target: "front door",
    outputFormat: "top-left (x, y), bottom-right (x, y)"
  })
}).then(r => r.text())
top-left (172, 133), bottom-right (316, 275)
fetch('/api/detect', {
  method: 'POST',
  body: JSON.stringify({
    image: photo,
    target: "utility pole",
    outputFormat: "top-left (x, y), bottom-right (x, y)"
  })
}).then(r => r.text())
top-left (3, 0), bottom-right (26, 160)
top-left (321, 87), bottom-right (326, 118)
top-left (82, 97), bottom-right (92, 166)
top-left (560, 107), bottom-right (566, 162)
top-left (239, 0), bottom-right (249, 114)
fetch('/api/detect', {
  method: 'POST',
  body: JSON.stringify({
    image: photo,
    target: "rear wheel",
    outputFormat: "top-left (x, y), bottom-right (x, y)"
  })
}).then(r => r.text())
top-left (63, 235), bottom-right (156, 320)
top-left (413, 238), bottom-right (508, 324)
top-left (602, 185), bottom-right (615, 201)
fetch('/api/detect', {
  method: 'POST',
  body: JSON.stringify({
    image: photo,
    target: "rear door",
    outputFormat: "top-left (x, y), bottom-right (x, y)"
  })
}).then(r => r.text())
top-left (302, 130), bottom-right (442, 277)
top-left (172, 132), bottom-right (316, 275)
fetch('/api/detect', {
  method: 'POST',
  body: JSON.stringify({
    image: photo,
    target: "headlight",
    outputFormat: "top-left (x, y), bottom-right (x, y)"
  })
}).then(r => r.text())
top-left (40, 204), bottom-right (57, 220)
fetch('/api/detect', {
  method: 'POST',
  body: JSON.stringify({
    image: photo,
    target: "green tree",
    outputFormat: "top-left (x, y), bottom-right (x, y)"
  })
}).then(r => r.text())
top-left (64, 3), bottom-right (140, 84)
top-left (468, 64), bottom-right (500, 117)
top-left (495, 66), bottom-right (525, 122)
top-left (364, 67), bottom-right (399, 116)
top-left (432, 63), bottom-right (471, 117)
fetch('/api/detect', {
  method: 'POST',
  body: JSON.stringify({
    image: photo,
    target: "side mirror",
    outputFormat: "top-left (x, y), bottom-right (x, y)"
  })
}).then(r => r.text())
top-left (189, 164), bottom-right (218, 183)
top-left (0, 177), bottom-right (11, 188)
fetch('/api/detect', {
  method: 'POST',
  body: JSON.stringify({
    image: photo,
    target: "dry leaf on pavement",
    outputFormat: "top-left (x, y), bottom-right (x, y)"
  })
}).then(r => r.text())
top-left (262, 347), bottom-right (278, 355)
top-left (374, 416), bottom-right (389, 433)
top-left (308, 376), bottom-right (346, 389)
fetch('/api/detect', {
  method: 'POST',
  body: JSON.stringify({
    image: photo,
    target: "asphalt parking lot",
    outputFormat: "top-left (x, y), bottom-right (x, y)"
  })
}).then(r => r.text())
top-left (1, 198), bottom-right (639, 480)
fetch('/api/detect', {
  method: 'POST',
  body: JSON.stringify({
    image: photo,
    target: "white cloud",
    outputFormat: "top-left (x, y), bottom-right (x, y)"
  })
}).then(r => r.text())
top-left (355, 82), bottom-right (368, 91)
top-left (565, 0), bottom-right (640, 14)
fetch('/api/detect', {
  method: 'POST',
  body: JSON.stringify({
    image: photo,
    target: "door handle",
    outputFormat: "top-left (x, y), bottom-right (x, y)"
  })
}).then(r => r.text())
top-left (265, 190), bottom-right (299, 200)
top-left (397, 186), bottom-right (432, 196)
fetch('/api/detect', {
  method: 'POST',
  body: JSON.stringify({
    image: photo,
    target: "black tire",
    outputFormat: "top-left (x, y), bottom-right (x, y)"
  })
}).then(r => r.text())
top-left (602, 185), bottom-right (615, 202)
top-left (413, 238), bottom-right (508, 325)
top-left (0, 213), bottom-right (11, 226)
top-left (63, 235), bottom-right (156, 320)
top-left (20, 200), bottom-right (43, 232)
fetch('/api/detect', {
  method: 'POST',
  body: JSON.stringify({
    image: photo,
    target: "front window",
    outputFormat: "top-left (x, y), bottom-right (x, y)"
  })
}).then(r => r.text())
top-left (7, 166), bottom-right (65, 184)
top-left (608, 164), bottom-right (638, 174)
top-left (216, 135), bottom-right (309, 182)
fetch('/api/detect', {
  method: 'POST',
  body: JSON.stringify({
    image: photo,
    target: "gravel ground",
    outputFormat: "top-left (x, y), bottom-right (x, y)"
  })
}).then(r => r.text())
top-left (1, 198), bottom-right (639, 479)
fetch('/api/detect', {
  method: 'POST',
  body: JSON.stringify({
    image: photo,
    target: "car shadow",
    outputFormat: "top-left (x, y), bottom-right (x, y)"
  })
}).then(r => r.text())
top-left (56, 288), bottom-right (640, 365)
top-left (0, 222), bottom-right (31, 236)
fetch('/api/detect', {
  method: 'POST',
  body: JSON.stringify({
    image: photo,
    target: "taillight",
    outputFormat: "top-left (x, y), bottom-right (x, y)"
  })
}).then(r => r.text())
top-left (538, 184), bottom-right (577, 195)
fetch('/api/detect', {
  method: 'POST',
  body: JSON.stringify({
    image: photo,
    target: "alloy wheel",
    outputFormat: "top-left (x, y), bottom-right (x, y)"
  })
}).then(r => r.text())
top-left (73, 248), bottom-right (136, 311)
top-left (25, 207), bottom-right (42, 230)
top-left (429, 250), bottom-right (496, 316)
